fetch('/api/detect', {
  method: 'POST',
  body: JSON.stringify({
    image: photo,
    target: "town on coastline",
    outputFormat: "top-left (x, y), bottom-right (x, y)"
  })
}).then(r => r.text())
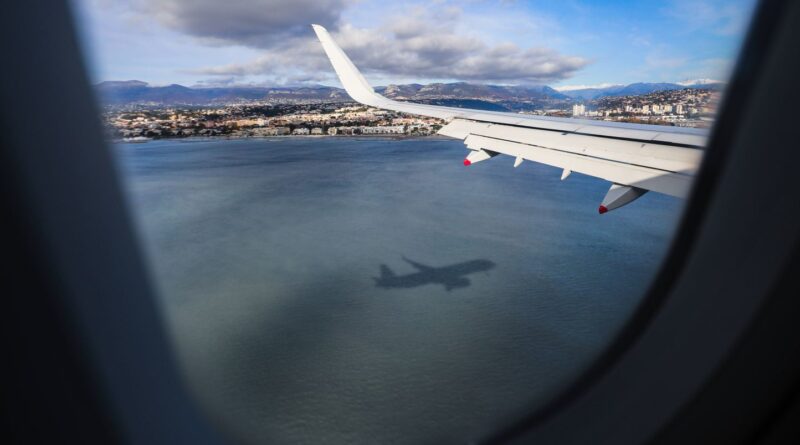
top-left (100, 84), bottom-right (719, 142)
top-left (105, 103), bottom-right (446, 142)
top-left (567, 88), bottom-right (718, 125)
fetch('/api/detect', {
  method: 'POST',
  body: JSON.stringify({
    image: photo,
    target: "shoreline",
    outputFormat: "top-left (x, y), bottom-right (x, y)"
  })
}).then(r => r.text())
top-left (114, 134), bottom-right (450, 144)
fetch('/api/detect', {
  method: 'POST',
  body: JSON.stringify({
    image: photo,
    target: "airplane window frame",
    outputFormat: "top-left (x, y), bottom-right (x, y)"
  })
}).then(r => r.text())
top-left (3, 0), bottom-right (799, 443)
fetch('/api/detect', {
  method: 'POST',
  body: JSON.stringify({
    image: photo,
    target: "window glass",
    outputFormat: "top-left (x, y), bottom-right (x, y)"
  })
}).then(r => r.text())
top-left (70, 0), bottom-right (756, 443)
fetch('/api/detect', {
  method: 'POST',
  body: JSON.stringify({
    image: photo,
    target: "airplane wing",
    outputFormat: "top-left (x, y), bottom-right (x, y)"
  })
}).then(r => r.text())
top-left (311, 24), bottom-right (707, 213)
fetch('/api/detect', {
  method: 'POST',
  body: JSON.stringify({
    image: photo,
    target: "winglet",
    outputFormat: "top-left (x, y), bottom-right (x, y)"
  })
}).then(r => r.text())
top-left (311, 24), bottom-right (382, 106)
top-left (311, 24), bottom-right (459, 120)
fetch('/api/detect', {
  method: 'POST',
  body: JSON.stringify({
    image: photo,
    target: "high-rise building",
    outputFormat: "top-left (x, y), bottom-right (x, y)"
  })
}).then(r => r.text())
top-left (572, 103), bottom-right (586, 117)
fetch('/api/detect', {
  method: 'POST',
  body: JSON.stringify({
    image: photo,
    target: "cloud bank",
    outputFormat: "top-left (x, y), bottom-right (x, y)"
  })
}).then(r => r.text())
top-left (134, 0), bottom-right (588, 85)
top-left (137, 0), bottom-right (348, 47)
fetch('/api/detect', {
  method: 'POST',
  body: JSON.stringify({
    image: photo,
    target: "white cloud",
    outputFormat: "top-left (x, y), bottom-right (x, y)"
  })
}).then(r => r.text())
top-left (133, 0), bottom-right (349, 47)
top-left (138, 0), bottom-right (588, 85)
top-left (675, 78), bottom-right (723, 86)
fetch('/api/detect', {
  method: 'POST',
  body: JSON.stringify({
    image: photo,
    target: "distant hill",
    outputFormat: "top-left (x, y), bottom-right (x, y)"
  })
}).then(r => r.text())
top-left (559, 81), bottom-right (725, 100)
top-left (377, 82), bottom-right (570, 101)
top-left (408, 99), bottom-right (511, 112)
top-left (94, 80), bottom-right (348, 105)
top-left (95, 80), bottom-right (723, 107)
top-left (374, 82), bottom-right (572, 111)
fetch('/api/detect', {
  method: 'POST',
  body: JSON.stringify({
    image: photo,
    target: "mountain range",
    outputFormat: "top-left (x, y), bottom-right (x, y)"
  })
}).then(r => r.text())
top-left (557, 81), bottom-right (723, 100)
top-left (95, 80), bottom-right (724, 107)
top-left (94, 80), bottom-right (349, 105)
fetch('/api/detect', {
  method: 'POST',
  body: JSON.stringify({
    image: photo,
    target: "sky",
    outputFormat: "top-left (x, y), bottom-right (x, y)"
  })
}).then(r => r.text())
top-left (70, 0), bottom-right (757, 89)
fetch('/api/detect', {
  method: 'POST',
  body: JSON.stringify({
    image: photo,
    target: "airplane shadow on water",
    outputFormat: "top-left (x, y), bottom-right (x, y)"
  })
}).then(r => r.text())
top-left (373, 257), bottom-right (496, 291)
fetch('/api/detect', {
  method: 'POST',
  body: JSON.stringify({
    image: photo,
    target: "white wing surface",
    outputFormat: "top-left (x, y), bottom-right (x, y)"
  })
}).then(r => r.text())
top-left (311, 24), bottom-right (706, 213)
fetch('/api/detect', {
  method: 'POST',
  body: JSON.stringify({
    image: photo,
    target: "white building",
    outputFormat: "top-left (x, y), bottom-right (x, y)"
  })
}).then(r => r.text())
top-left (572, 103), bottom-right (586, 117)
top-left (360, 125), bottom-right (405, 134)
top-left (255, 127), bottom-right (290, 136)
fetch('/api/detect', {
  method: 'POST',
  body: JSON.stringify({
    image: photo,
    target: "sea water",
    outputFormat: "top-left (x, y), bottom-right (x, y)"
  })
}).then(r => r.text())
top-left (115, 136), bottom-right (682, 444)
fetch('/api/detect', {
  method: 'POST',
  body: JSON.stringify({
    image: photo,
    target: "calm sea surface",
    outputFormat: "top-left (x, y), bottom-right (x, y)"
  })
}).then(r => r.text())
top-left (115, 136), bottom-right (682, 444)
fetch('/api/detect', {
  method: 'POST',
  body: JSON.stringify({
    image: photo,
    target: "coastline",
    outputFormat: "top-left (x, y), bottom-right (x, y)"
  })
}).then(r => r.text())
top-left (114, 133), bottom-right (451, 144)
